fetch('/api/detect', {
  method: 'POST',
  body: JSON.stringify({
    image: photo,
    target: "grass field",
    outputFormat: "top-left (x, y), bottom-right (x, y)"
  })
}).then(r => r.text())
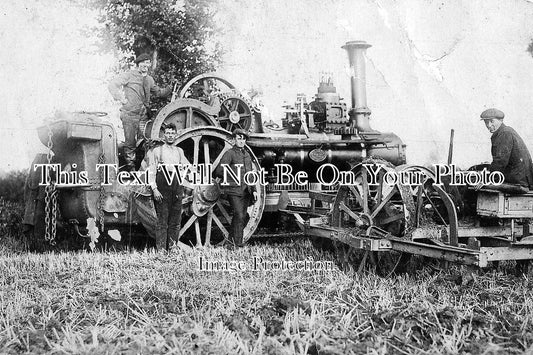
top-left (1, 233), bottom-right (533, 354)
top-left (2, 196), bottom-right (533, 354)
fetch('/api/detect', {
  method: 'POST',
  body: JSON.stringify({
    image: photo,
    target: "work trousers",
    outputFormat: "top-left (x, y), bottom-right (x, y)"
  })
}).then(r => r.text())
top-left (154, 172), bottom-right (183, 251)
top-left (120, 112), bottom-right (146, 169)
top-left (227, 193), bottom-right (251, 246)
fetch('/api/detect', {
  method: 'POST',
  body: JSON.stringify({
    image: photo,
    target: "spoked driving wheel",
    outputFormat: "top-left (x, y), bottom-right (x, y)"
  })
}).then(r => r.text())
top-left (330, 159), bottom-right (415, 276)
top-left (173, 127), bottom-right (265, 247)
top-left (396, 165), bottom-right (459, 245)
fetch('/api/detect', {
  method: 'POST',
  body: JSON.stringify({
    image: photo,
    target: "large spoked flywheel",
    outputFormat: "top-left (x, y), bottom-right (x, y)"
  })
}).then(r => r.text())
top-left (173, 127), bottom-right (265, 247)
top-left (177, 73), bottom-right (236, 101)
top-left (149, 99), bottom-right (220, 140)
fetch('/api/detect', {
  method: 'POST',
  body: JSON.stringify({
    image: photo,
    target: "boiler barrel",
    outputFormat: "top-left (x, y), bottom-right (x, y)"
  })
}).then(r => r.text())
top-left (250, 132), bottom-right (406, 174)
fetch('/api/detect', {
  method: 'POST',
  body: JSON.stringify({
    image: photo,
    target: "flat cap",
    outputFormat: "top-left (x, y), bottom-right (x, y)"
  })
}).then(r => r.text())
top-left (135, 53), bottom-right (151, 63)
top-left (232, 128), bottom-right (249, 138)
top-left (480, 108), bottom-right (504, 120)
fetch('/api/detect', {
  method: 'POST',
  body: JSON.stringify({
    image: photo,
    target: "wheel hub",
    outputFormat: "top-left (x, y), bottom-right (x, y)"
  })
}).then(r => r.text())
top-left (192, 184), bottom-right (221, 217)
top-left (229, 110), bottom-right (240, 124)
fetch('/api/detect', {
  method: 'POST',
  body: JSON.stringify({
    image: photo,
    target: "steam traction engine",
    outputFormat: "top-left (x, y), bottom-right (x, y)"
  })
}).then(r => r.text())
top-left (25, 41), bottom-right (404, 249)
top-left (24, 41), bottom-right (533, 274)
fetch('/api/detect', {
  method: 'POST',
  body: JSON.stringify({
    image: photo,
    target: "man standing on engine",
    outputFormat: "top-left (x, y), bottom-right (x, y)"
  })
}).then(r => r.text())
top-left (214, 129), bottom-right (258, 248)
top-left (108, 53), bottom-right (172, 171)
top-left (477, 108), bottom-right (533, 193)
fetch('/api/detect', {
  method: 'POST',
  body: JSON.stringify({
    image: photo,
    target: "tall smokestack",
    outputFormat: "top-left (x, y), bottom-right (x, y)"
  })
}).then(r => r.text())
top-left (342, 40), bottom-right (373, 132)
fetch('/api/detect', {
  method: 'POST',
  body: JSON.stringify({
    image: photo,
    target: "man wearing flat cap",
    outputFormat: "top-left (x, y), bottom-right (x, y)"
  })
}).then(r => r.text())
top-left (214, 129), bottom-right (258, 248)
top-left (478, 108), bottom-right (533, 193)
top-left (108, 53), bottom-right (172, 171)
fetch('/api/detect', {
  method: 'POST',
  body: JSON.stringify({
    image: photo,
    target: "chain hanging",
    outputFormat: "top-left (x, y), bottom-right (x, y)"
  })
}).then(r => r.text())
top-left (97, 152), bottom-right (106, 232)
top-left (44, 124), bottom-right (57, 245)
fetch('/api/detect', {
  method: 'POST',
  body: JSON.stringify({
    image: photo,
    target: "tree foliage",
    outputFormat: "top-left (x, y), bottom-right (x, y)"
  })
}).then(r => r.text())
top-left (90, 0), bottom-right (223, 107)
top-left (528, 40), bottom-right (533, 58)
top-left (0, 170), bottom-right (27, 202)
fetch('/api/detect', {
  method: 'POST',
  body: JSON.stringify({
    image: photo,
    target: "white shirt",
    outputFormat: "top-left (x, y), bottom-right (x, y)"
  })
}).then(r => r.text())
top-left (142, 143), bottom-right (186, 190)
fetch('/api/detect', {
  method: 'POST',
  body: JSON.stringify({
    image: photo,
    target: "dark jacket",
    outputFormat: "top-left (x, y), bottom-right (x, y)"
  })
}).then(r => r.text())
top-left (489, 123), bottom-right (533, 188)
top-left (108, 69), bottom-right (171, 117)
top-left (215, 146), bottom-right (256, 196)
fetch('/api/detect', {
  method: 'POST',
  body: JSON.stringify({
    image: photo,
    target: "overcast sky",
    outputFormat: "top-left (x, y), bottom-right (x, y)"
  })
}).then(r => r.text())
top-left (2, 0), bottom-right (533, 171)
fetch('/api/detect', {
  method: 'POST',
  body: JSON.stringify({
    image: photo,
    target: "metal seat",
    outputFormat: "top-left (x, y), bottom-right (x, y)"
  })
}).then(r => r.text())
top-left (477, 189), bottom-right (533, 218)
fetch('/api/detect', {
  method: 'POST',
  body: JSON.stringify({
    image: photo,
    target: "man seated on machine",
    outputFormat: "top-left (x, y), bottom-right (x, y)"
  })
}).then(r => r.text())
top-left (473, 108), bottom-right (533, 275)
top-left (476, 108), bottom-right (533, 193)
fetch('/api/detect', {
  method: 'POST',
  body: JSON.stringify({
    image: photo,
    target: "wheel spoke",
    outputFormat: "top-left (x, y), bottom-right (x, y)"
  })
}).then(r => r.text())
top-left (216, 200), bottom-right (232, 224)
top-left (179, 155), bottom-right (194, 189)
top-left (212, 213), bottom-right (229, 238)
top-left (370, 186), bottom-right (397, 219)
top-left (422, 187), bottom-right (448, 225)
top-left (205, 210), bottom-right (213, 246)
top-left (194, 219), bottom-right (201, 247)
top-left (340, 202), bottom-right (366, 226)
top-left (179, 214), bottom-right (197, 237)
top-left (201, 79), bottom-right (209, 95)
top-left (203, 140), bottom-right (210, 164)
top-left (361, 168), bottom-right (369, 214)
top-left (415, 185), bottom-right (424, 227)
top-left (230, 99), bottom-right (238, 111)
top-left (376, 169), bottom-right (385, 205)
top-left (220, 105), bottom-right (230, 117)
top-left (348, 185), bottom-right (364, 207)
top-left (212, 142), bottom-right (232, 168)
top-left (192, 136), bottom-right (201, 165)
top-left (186, 107), bottom-right (193, 128)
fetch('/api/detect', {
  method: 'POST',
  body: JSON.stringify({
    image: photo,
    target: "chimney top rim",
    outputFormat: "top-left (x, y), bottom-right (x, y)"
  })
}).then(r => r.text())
top-left (342, 40), bottom-right (372, 50)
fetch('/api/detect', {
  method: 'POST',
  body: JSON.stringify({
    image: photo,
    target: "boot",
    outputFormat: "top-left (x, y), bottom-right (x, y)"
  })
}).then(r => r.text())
top-left (156, 236), bottom-right (167, 252)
